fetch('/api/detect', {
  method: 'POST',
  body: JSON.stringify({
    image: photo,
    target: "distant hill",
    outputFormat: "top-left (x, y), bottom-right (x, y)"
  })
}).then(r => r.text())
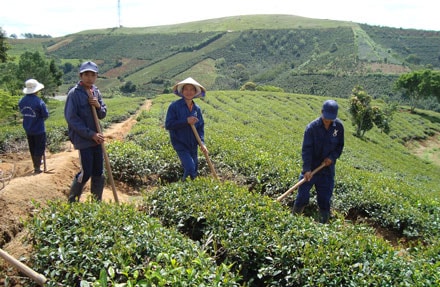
top-left (7, 14), bottom-right (440, 99)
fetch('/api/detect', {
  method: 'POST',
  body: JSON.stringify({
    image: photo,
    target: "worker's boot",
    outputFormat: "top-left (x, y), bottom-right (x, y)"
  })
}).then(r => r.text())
top-left (91, 175), bottom-right (105, 201)
top-left (32, 155), bottom-right (42, 173)
top-left (319, 209), bottom-right (330, 224)
top-left (68, 177), bottom-right (85, 203)
top-left (292, 204), bottom-right (305, 215)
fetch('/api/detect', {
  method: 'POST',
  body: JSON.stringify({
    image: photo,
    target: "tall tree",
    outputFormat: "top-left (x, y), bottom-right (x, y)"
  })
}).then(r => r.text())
top-left (0, 89), bottom-right (17, 121)
top-left (16, 51), bottom-right (63, 96)
top-left (0, 27), bottom-right (10, 63)
top-left (394, 69), bottom-right (440, 113)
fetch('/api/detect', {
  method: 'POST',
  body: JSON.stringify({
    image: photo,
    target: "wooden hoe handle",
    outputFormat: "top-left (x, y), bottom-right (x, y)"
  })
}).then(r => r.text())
top-left (276, 163), bottom-right (326, 202)
top-left (0, 248), bottom-right (47, 286)
top-left (89, 90), bottom-right (119, 203)
top-left (190, 124), bottom-right (218, 179)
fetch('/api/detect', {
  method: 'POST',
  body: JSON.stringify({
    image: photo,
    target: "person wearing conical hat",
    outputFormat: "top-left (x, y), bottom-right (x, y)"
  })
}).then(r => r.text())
top-left (165, 77), bottom-right (208, 180)
top-left (18, 79), bottom-right (49, 174)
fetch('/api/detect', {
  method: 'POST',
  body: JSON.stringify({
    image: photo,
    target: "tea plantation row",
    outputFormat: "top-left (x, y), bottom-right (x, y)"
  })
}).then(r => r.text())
top-left (27, 91), bottom-right (440, 286)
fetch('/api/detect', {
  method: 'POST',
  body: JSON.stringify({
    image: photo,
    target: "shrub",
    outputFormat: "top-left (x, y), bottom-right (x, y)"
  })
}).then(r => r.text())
top-left (143, 178), bottom-right (440, 286)
top-left (28, 201), bottom-right (241, 286)
top-left (106, 141), bottom-right (151, 184)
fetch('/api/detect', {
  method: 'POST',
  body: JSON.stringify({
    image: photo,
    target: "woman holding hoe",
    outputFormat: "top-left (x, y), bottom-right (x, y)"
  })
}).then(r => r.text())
top-left (165, 77), bottom-right (208, 181)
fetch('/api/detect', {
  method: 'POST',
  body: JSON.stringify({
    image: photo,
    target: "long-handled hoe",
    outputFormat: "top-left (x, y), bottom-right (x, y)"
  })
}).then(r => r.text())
top-left (191, 124), bottom-right (218, 179)
top-left (0, 248), bottom-right (47, 286)
top-left (89, 89), bottom-right (119, 203)
top-left (276, 163), bottom-right (326, 202)
top-left (43, 148), bottom-right (47, 173)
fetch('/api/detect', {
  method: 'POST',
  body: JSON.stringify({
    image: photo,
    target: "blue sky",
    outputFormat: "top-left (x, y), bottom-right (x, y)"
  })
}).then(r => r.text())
top-left (1, 0), bottom-right (437, 37)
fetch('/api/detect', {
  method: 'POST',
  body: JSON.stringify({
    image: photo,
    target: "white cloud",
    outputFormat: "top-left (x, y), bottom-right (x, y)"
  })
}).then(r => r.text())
top-left (1, 0), bottom-right (438, 37)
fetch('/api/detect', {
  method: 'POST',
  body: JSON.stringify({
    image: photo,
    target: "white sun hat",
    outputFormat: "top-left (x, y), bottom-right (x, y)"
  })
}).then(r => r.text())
top-left (172, 77), bottom-right (206, 98)
top-left (22, 79), bottom-right (45, 94)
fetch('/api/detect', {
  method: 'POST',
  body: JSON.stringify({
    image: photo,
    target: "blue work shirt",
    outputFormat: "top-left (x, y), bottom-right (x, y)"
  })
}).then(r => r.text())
top-left (165, 98), bottom-right (204, 151)
top-left (18, 94), bottom-right (49, 135)
top-left (302, 117), bottom-right (344, 177)
top-left (64, 82), bottom-right (107, 150)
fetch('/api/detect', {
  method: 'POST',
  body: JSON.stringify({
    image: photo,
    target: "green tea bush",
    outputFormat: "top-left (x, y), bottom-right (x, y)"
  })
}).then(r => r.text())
top-left (140, 92), bottom-right (440, 239)
top-left (333, 167), bottom-right (440, 241)
top-left (0, 126), bottom-right (26, 153)
top-left (106, 140), bottom-right (151, 184)
top-left (28, 201), bottom-right (241, 286)
top-left (143, 178), bottom-right (439, 286)
top-left (46, 125), bottom-right (68, 152)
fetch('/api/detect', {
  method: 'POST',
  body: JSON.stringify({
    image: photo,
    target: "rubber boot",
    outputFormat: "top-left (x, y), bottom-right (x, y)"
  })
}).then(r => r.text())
top-left (91, 175), bottom-right (105, 202)
top-left (31, 155), bottom-right (42, 173)
top-left (292, 204), bottom-right (305, 215)
top-left (68, 177), bottom-right (86, 203)
top-left (319, 209), bottom-right (330, 224)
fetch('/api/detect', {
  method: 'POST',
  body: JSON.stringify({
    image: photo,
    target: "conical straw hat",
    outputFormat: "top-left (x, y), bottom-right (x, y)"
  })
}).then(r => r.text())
top-left (172, 77), bottom-right (206, 98)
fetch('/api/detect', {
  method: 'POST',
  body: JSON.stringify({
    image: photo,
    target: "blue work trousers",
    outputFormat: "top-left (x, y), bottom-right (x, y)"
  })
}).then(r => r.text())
top-left (76, 145), bottom-right (104, 184)
top-left (294, 173), bottom-right (334, 212)
top-left (27, 133), bottom-right (46, 156)
top-left (176, 148), bottom-right (198, 180)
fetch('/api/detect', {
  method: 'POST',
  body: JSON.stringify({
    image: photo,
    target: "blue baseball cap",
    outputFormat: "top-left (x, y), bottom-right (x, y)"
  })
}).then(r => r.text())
top-left (79, 61), bottom-right (99, 73)
top-left (322, 100), bottom-right (338, 120)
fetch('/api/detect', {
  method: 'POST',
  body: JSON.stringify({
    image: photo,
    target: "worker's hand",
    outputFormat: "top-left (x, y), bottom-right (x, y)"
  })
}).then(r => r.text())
top-left (323, 158), bottom-right (333, 166)
top-left (303, 171), bottom-right (312, 181)
top-left (187, 116), bottom-right (198, 125)
top-left (88, 97), bottom-right (101, 109)
top-left (200, 144), bottom-right (208, 154)
top-left (92, 133), bottom-right (104, 144)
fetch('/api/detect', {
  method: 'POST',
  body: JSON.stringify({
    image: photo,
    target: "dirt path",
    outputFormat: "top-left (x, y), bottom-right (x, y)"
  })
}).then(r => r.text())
top-left (0, 100), bottom-right (151, 284)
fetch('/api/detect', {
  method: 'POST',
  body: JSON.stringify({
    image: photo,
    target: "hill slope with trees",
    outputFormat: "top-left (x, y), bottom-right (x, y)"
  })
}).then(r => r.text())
top-left (4, 15), bottom-right (440, 110)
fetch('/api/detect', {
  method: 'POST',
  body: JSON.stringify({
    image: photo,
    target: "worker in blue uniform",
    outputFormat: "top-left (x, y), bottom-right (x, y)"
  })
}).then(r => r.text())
top-left (18, 79), bottom-right (49, 174)
top-left (292, 99), bottom-right (344, 223)
top-left (165, 77), bottom-right (208, 180)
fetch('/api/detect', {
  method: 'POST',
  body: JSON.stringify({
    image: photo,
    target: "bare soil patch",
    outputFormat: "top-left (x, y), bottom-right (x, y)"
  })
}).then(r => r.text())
top-left (406, 132), bottom-right (440, 166)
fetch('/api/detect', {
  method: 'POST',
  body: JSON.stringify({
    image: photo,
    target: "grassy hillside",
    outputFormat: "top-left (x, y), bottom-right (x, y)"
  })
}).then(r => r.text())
top-left (6, 15), bottom-right (440, 106)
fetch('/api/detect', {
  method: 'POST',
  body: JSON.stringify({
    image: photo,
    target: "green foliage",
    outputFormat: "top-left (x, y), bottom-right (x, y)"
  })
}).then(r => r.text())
top-left (17, 92), bottom-right (440, 286)
top-left (240, 81), bottom-right (256, 91)
top-left (395, 69), bottom-right (440, 113)
top-left (106, 141), bottom-right (151, 184)
top-left (28, 201), bottom-right (241, 286)
top-left (143, 91), bottom-right (440, 236)
top-left (119, 80), bottom-right (136, 93)
top-left (256, 85), bottom-right (284, 92)
top-left (0, 89), bottom-right (19, 120)
top-left (16, 51), bottom-right (63, 96)
top-left (349, 86), bottom-right (394, 137)
top-left (360, 24), bottom-right (440, 68)
top-left (0, 62), bottom-right (21, 95)
top-left (0, 51), bottom-right (63, 96)
top-left (143, 178), bottom-right (440, 286)
top-left (8, 16), bottom-right (440, 105)
top-left (0, 27), bottom-right (10, 63)
top-left (0, 125), bottom-right (25, 153)
top-left (241, 82), bottom-right (284, 92)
